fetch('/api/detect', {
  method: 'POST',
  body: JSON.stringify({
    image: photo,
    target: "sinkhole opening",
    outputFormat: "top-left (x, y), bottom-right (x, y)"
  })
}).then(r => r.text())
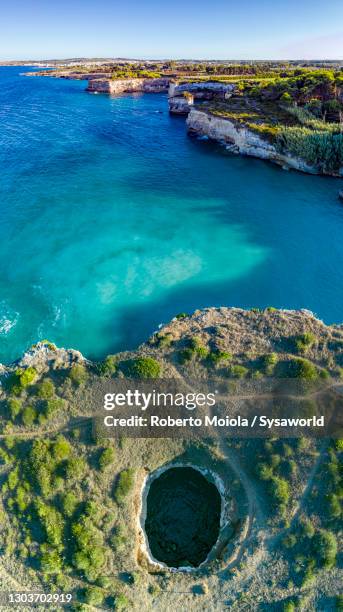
top-left (144, 466), bottom-right (222, 568)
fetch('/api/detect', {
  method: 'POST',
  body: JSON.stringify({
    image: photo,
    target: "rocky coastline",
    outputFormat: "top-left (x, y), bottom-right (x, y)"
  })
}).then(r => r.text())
top-left (85, 77), bottom-right (343, 177)
top-left (86, 77), bottom-right (170, 94)
top-left (186, 109), bottom-right (319, 174)
top-left (2, 306), bottom-right (343, 375)
top-left (25, 69), bottom-right (343, 176)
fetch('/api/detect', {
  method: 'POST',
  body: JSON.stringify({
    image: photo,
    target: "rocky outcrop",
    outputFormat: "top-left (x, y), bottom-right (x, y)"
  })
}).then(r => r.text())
top-left (16, 341), bottom-right (87, 374)
top-left (169, 81), bottom-right (236, 100)
top-left (186, 109), bottom-right (318, 174)
top-left (86, 77), bottom-right (169, 95)
top-left (168, 94), bottom-right (194, 115)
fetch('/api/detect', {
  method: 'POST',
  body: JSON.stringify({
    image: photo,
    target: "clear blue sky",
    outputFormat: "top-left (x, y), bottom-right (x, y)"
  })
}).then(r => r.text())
top-left (1, 0), bottom-right (343, 60)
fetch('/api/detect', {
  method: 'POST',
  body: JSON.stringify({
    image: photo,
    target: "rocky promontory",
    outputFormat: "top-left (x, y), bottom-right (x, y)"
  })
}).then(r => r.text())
top-left (86, 77), bottom-right (170, 94)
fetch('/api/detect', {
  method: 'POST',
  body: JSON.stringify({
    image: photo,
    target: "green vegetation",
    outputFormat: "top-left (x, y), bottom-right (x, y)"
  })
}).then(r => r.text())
top-left (84, 586), bottom-right (104, 606)
top-left (115, 469), bottom-right (135, 504)
top-left (36, 378), bottom-right (55, 399)
top-left (68, 364), bottom-right (88, 385)
top-left (228, 364), bottom-right (249, 378)
top-left (204, 68), bottom-right (343, 172)
top-left (122, 357), bottom-right (161, 378)
top-left (7, 366), bottom-right (38, 394)
top-left (315, 529), bottom-right (338, 568)
top-left (288, 357), bottom-right (318, 380)
top-left (99, 446), bottom-right (115, 471)
top-left (97, 354), bottom-right (118, 377)
top-left (293, 332), bottom-right (316, 353)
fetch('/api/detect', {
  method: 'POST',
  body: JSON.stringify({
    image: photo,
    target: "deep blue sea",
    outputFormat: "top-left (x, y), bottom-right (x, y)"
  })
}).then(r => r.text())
top-left (0, 66), bottom-right (342, 363)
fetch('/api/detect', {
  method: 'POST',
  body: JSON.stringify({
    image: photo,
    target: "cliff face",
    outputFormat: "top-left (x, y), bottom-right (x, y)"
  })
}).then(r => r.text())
top-left (86, 77), bottom-right (169, 94)
top-left (186, 109), bottom-right (316, 174)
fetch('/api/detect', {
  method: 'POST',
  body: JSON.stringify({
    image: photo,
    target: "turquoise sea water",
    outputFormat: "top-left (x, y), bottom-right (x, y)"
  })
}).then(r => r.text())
top-left (0, 66), bottom-right (343, 363)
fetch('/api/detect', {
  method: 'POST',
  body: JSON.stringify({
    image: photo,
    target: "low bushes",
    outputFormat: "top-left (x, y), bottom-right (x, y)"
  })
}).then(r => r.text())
top-left (115, 469), bottom-right (135, 504)
top-left (68, 364), bottom-right (88, 386)
top-left (122, 357), bottom-right (161, 379)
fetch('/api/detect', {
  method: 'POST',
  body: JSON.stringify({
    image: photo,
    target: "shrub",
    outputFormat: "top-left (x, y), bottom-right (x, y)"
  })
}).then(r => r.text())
top-left (328, 493), bottom-right (341, 519)
top-left (280, 92), bottom-right (292, 105)
top-left (124, 357), bottom-right (161, 379)
top-left (156, 333), bottom-right (174, 348)
top-left (40, 545), bottom-right (63, 574)
top-left (175, 312), bottom-right (187, 319)
top-left (283, 534), bottom-right (297, 548)
top-left (44, 398), bottom-right (64, 418)
top-left (14, 484), bottom-right (30, 511)
top-left (22, 405), bottom-right (37, 427)
top-left (65, 456), bottom-right (86, 480)
top-left (228, 364), bottom-right (248, 378)
top-left (68, 364), bottom-right (88, 386)
top-left (7, 398), bottom-right (22, 421)
top-left (179, 348), bottom-right (194, 363)
top-left (256, 462), bottom-right (273, 481)
top-left (84, 586), bottom-right (104, 606)
top-left (8, 468), bottom-right (19, 490)
top-left (111, 524), bottom-right (127, 551)
top-left (196, 346), bottom-right (210, 359)
top-left (7, 367), bottom-right (38, 394)
top-left (97, 355), bottom-right (118, 377)
top-left (72, 516), bottom-right (106, 581)
top-left (294, 332), bottom-right (316, 353)
top-left (35, 499), bottom-right (64, 547)
top-left (188, 336), bottom-right (203, 350)
top-left (61, 492), bottom-right (78, 517)
top-left (114, 593), bottom-right (130, 610)
top-left (52, 435), bottom-right (71, 461)
top-left (288, 358), bottom-right (318, 381)
top-left (300, 517), bottom-right (315, 538)
top-left (17, 367), bottom-right (38, 388)
top-left (37, 379), bottom-right (55, 399)
top-left (207, 350), bottom-right (232, 365)
top-left (270, 453), bottom-right (281, 468)
top-left (115, 469), bottom-right (135, 504)
top-left (283, 601), bottom-right (295, 611)
top-left (99, 447), bottom-right (115, 471)
top-left (263, 353), bottom-right (278, 374)
top-left (269, 476), bottom-right (290, 506)
top-left (315, 529), bottom-right (337, 568)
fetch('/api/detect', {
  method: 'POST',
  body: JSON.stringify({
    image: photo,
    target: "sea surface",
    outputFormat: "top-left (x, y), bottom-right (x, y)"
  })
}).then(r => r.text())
top-left (0, 66), bottom-right (342, 363)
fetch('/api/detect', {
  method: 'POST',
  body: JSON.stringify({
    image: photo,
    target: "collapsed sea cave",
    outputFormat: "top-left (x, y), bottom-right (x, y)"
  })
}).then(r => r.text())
top-left (143, 466), bottom-right (222, 569)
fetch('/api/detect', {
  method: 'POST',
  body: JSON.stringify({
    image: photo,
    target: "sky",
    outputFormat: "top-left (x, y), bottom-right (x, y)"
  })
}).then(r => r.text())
top-left (1, 0), bottom-right (342, 61)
